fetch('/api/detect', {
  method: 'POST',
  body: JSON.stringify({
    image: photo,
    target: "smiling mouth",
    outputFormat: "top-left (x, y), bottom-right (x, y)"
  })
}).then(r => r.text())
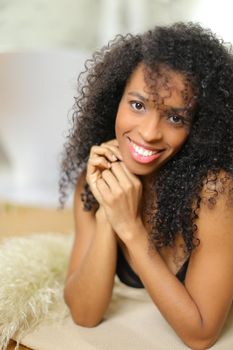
top-left (127, 137), bottom-right (164, 164)
top-left (130, 140), bottom-right (160, 156)
top-left (128, 137), bottom-right (164, 154)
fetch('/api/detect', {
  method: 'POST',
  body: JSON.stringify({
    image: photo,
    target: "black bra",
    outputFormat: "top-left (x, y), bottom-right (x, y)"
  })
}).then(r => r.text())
top-left (116, 245), bottom-right (189, 288)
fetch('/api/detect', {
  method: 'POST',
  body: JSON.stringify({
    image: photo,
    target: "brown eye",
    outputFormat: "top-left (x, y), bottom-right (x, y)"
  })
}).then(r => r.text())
top-left (169, 114), bottom-right (184, 125)
top-left (131, 101), bottom-right (145, 111)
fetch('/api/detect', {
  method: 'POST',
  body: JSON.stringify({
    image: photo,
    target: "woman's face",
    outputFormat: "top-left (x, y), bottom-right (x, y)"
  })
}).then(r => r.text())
top-left (115, 64), bottom-right (195, 177)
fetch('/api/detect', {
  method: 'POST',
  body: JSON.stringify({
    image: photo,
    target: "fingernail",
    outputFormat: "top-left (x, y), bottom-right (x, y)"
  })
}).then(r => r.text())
top-left (111, 155), bottom-right (117, 161)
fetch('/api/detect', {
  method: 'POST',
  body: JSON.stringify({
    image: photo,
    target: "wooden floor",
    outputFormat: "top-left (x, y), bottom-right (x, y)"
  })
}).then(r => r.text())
top-left (7, 340), bottom-right (31, 350)
top-left (1, 201), bottom-right (73, 350)
top-left (0, 202), bottom-right (73, 237)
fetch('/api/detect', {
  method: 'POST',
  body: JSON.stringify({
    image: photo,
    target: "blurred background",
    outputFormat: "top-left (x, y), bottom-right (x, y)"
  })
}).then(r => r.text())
top-left (0, 0), bottom-right (233, 207)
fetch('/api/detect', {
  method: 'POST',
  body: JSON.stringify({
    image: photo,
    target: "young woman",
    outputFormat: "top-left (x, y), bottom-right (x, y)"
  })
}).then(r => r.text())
top-left (59, 22), bottom-right (233, 349)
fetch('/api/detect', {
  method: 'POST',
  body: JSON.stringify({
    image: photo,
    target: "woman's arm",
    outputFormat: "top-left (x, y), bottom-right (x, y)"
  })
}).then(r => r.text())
top-left (96, 164), bottom-right (233, 349)
top-left (123, 209), bottom-right (232, 350)
top-left (64, 172), bottom-right (117, 327)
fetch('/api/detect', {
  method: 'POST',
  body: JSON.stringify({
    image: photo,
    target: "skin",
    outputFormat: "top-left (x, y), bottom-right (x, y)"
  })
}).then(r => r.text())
top-left (115, 64), bottom-right (194, 178)
top-left (64, 64), bottom-right (233, 350)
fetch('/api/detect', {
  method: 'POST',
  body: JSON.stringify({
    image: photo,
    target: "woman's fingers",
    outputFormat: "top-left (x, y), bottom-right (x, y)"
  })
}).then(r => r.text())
top-left (107, 139), bottom-right (119, 146)
top-left (101, 169), bottom-right (120, 190)
top-left (96, 178), bottom-right (111, 202)
top-left (87, 138), bottom-right (123, 190)
top-left (109, 161), bottom-right (132, 187)
top-left (89, 181), bottom-right (104, 205)
top-left (119, 161), bottom-right (141, 186)
top-left (100, 143), bottom-right (123, 161)
top-left (90, 146), bottom-right (114, 163)
top-left (89, 155), bottom-right (111, 171)
top-left (109, 161), bottom-right (141, 188)
top-left (90, 139), bottom-right (123, 164)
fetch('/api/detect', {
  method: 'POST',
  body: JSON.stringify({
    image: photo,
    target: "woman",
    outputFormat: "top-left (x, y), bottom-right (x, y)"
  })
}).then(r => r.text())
top-left (59, 22), bottom-right (233, 349)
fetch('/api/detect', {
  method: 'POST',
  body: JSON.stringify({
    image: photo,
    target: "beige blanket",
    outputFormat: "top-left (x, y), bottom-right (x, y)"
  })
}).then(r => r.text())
top-left (20, 278), bottom-right (233, 350)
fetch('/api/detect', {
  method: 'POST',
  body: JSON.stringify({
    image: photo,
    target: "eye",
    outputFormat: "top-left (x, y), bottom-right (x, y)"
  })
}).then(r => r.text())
top-left (168, 114), bottom-right (184, 125)
top-left (130, 101), bottom-right (145, 111)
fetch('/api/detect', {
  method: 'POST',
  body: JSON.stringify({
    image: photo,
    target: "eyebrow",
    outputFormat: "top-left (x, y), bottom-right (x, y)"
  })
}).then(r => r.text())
top-left (128, 91), bottom-right (149, 102)
top-left (127, 91), bottom-right (190, 113)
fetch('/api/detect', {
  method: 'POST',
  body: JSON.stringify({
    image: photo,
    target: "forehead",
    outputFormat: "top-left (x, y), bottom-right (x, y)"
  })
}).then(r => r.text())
top-left (125, 64), bottom-right (193, 108)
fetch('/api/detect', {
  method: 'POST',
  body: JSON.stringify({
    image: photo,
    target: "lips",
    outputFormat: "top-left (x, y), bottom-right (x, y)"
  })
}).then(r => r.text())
top-left (127, 137), bottom-right (164, 164)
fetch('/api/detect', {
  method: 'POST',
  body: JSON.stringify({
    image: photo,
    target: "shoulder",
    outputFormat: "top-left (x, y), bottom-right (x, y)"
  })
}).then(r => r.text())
top-left (189, 170), bottom-right (233, 281)
top-left (200, 170), bottom-right (233, 209)
top-left (192, 170), bottom-right (233, 260)
top-left (196, 170), bottom-right (233, 240)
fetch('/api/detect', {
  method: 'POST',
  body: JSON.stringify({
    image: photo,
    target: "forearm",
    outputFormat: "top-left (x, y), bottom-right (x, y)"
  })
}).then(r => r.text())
top-left (122, 220), bottom-right (214, 349)
top-left (64, 217), bottom-right (117, 327)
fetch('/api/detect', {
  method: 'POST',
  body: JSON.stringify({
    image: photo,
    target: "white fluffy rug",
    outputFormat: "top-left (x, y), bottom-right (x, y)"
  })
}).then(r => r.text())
top-left (0, 233), bottom-right (72, 350)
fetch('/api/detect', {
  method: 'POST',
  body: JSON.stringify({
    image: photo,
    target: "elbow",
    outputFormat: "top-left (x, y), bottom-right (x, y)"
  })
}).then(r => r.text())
top-left (63, 288), bottom-right (102, 328)
top-left (186, 340), bottom-right (216, 350)
top-left (176, 316), bottom-right (220, 350)
top-left (182, 334), bottom-right (218, 350)
top-left (68, 302), bottom-right (103, 328)
top-left (71, 313), bottom-right (102, 328)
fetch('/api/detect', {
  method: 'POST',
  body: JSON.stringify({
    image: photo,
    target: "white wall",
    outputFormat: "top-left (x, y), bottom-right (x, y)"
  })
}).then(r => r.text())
top-left (0, 50), bottom-right (88, 206)
top-left (2, 0), bottom-right (232, 52)
top-left (189, 0), bottom-right (233, 43)
top-left (0, 0), bottom-right (100, 51)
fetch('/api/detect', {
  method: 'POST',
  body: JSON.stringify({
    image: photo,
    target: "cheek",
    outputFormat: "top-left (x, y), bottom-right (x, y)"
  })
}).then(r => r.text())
top-left (114, 115), bottom-right (122, 140)
top-left (115, 107), bottom-right (132, 137)
top-left (169, 130), bottom-right (189, 150)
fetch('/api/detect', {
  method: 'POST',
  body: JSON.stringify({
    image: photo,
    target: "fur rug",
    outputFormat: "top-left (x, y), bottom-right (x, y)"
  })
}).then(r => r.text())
top-left (0, 233), bottom-right (73, 350)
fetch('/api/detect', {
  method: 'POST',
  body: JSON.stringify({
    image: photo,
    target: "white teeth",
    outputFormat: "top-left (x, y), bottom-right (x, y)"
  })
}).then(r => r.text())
top-left (131, 141), bottom-right (157, 157)
top-left (144, 150), bottom-right (151, 156)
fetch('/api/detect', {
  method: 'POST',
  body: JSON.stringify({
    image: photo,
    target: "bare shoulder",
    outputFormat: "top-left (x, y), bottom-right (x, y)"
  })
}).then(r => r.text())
top-left (194, 170), bottom-right (233, 265)
top-left (201, 170), bottom-right (233, 209)
top-left (197, 171), bottom-right (233, 240)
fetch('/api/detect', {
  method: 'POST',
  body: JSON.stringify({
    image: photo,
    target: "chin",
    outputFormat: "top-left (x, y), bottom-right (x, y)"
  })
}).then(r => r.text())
top-left (122, 159), bottom-right (158, 176)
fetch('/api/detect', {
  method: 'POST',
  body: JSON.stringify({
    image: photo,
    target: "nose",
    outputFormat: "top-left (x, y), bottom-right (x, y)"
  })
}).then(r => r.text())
top-left (138, 114), bottom-right (163, 142)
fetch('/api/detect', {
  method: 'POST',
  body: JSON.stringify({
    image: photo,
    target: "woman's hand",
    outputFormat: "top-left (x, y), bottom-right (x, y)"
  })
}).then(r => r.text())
top-left (95, 161), bottom-right (143, 242)
top-left (86, 139), bottom-right (122, 204)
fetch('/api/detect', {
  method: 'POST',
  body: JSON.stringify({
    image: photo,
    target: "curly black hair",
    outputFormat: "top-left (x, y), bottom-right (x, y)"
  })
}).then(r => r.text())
top-left (59, 22), bottom-right (233, 254)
